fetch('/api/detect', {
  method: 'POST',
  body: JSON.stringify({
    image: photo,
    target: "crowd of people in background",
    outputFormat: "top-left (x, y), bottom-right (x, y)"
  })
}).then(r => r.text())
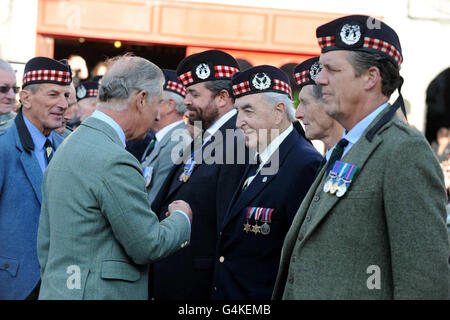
top-left (0, 14), bottom-right (449, 301)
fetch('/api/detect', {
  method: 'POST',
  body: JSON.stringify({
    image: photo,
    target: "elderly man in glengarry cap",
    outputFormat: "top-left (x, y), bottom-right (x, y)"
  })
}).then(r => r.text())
top-left (37, 55), bottom-right (192, 300)
top-left (0, 56), bottom-right (71, 299)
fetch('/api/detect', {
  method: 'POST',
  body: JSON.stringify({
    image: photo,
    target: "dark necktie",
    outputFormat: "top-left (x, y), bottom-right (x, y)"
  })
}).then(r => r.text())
top-left (325, 138), bottom-right (349, 175)
top-left (45, 139), bottom-right (54, 164)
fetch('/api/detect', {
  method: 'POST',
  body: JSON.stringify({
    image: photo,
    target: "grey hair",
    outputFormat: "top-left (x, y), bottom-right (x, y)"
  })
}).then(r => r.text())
top-left (262, 92), bottom-right (296, 122)
top-left (347, 51), bottom-right (402, 97)
top-left (310, 84), bottom-right (322, 101)
top-left (22, 83), bottom-right (40, 94)
top-left (0, 59), bottom-right (14, 73)
top-left (204, 80), bottom-right (234, 102)
top-left (163, 90), bottom-right (187, 116)
top-left (97, 55), bottom-right (163, 111)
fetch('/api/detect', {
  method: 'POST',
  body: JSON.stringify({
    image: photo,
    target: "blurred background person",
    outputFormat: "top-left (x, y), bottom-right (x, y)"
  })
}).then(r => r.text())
top-left (141, 69), bottom-right (192, 204)
top-left (55, 83), bottom-right (79, 137)
top-left (68, 54), bottom-right (89, 87)
top-left (0, 58), bottom-right (18, 131)
top-left (76, 79), bottom-right (99, 121)
top-left (431, 126), bottom-right (450, 162)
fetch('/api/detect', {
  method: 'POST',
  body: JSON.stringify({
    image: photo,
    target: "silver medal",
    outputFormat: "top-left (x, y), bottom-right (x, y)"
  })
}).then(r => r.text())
top-left (323, 179), bottom-right (332, 193)
top-left (336, 183), bottom-right (347, 197)
top-left (261, 222), bottom-right (270, 235)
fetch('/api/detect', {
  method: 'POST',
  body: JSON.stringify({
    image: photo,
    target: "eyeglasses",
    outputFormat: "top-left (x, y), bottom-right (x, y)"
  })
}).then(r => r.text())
top-left (0, 86), bottom-right (20, 94)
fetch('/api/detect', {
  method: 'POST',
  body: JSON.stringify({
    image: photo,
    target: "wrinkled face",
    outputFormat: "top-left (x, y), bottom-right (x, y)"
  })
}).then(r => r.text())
top-left (137, 93), bottom-right (162, 140)
top-left (235, 93), bottom-right (278, 152)
top-left (184, 82), bottom-right (219, 130)
top-left (0, 69), bottom-right (17, 114)
top-left (56, 84), bottom-right (78, 134)
top-left (296, 85), bottom-right (335, 141)
top-left (21, 83), bottom-right (70, 136)
top-left (78, 97), bottom-right (97, 121)
top-left (316, 50), bottom-right (363, 121)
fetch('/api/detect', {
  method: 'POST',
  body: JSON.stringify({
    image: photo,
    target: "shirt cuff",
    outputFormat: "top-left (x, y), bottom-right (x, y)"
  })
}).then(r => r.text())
top-left (174, 210), bottom-right (191, 232)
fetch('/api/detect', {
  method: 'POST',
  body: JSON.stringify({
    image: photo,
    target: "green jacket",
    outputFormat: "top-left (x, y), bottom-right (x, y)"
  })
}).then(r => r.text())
top-left (273, 108), bottom-right (450, 300)
top-left (38, 117), bottom-right (190, 300)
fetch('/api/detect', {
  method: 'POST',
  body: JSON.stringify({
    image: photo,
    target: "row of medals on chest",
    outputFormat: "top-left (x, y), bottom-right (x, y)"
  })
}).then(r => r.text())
top-left (243, 208), bottom-right (273, 235)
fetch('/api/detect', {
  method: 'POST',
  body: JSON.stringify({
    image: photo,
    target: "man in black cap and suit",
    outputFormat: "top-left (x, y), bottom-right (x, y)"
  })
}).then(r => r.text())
top-left (211, 65), bottom-right (322, 300)
top-left (0, 57), bottom-right (72, 299)
top-left (150, 50), bottom-right (248, 300)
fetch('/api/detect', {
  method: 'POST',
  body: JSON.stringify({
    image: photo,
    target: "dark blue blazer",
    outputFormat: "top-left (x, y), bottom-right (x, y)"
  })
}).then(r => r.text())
top-left (211, 128), bottom-right (322, 300)
top-left (0, 113), bottom-right (63, 300)
top-left (150, 114), bottom-right (248, 300)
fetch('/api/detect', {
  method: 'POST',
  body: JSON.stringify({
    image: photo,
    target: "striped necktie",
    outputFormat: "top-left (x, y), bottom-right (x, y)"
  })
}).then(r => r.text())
top-left (45, 139), bottom-right (54, 164)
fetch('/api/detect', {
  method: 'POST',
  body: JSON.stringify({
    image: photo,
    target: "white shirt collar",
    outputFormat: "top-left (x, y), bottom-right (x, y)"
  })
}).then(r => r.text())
top-left (155, 120), bottom-right (184, 142)
top-left (258, 124), bottom-right (293, 165)
top-left (90, 110), bottom-right (126, 148)
top-left (325, 102), bottom-right (389, 160)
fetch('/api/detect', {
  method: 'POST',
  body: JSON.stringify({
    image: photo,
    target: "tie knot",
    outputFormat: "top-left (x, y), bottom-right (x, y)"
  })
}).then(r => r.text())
top-left (338, 138), bottom-right (349, 148)
top-left (45, 139), bottom-right (52, 148)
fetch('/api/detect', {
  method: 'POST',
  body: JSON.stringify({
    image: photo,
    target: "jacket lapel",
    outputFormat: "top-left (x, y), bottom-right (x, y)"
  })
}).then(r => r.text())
top-left (221, 129), bottom-right (298, 229)
top-left (302, 114), bottom-right (387, 241)
top-left (12, 118), bottom-right (44, 205)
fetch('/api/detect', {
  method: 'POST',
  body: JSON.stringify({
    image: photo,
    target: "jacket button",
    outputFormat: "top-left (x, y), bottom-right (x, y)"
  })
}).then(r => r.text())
top-left (313, 195), bottom-right (320, 202)
top-left (305, 215), bottom-right (311, 222)
top-left (292, 256), bottom-right (296, 263)
top-left (219, 256), bottom-right (225, 263)
top-left (288, 277), bottom-right (294, 284)
top-left (4, 264), bottom-right (9, 269)
top-left (298, 234), bottom-right (304, 241)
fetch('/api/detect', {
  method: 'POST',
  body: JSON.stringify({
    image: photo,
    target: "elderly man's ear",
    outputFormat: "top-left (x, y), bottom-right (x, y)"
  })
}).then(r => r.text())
top-left (273, 102), bottom-right (286, 125)
top-left (134, 90), bottom-right (148, 112)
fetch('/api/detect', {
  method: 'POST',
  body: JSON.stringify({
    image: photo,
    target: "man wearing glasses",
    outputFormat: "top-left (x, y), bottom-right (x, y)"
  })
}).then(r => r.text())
top-left (0, 59), bottom-right (18, 131)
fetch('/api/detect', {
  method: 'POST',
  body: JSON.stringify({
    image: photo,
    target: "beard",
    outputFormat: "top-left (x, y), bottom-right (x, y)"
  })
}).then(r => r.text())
top-left (188, 99), bottom-right (219, 130)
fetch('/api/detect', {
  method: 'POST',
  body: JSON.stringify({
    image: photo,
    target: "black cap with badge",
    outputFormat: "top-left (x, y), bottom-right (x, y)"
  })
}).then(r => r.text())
top-left (76, 79), bottom-right (99, 101)
top-left (231, 65), bottom-right (292, 99)
top-left (163, 69), bottom-right (186, 98)
top-left (293, 57), bottom-right (322, 89)
top-left (176, 50), bottom-right (240, 88)
top-left (316, 14), bottom-right (403, 68)
top-left (316, 15), bottom-right (405, 141)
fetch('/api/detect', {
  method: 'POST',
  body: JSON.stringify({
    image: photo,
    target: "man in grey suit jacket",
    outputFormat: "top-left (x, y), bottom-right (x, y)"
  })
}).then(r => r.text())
top-left (142, 69), bottom-right (192, 205)
top-left (273, 15), bottom-right (450, 299)
top-left (37, 55), bottom-right (193, 300)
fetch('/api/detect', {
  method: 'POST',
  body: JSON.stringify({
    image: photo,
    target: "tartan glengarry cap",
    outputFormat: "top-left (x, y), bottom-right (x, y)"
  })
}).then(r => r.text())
top-left (76, 79), bottom-right (99, 101)
top-left (231, 65), bottom-right (292, 99)
top-left (22, 57), bottom-right (72, 88)
top-left (163, 69), bottom-right (186, 98)
top-left (176, 50), bottom-right (239, 87)
top-left (294, 57), bottom-right (322, 89)
top-left (316, 15), bottom-right (403, 67)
